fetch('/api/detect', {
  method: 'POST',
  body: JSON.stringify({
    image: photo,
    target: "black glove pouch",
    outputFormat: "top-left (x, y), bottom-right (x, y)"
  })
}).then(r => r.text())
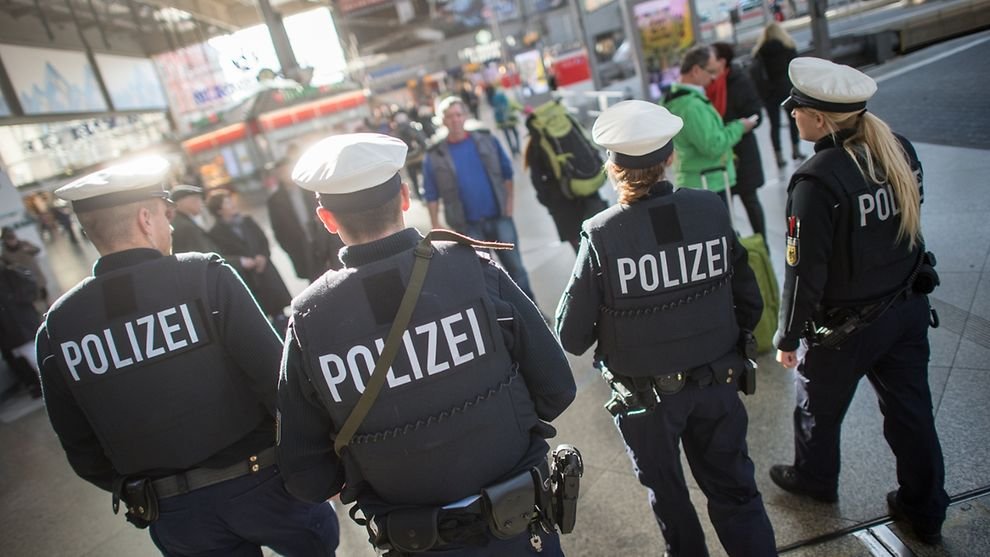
top-left (121, 478), bottom-right (159, 529)
top-left (482, 470), bottom-right (537, 539)
top-left (386, 507), bottom-right (439, 553)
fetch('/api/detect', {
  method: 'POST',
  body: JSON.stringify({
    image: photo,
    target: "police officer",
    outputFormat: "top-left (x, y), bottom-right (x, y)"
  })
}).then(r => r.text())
top-left (769, 57), bottom-right (949, 544)
top-left (556, 101), bottom-right (776, 557)
top-left (36, 156), bottom-right (339, 556)
top-left (276, 133), bottom-right (577, 556)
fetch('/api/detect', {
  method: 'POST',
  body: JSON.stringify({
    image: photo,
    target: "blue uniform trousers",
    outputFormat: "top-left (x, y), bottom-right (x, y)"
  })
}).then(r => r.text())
top-left (149, 466), bottom-right (339, 556)
top-left (616, 379), bottom-right (776, 557)
top-left (792, 294), bottom-right (949, 528)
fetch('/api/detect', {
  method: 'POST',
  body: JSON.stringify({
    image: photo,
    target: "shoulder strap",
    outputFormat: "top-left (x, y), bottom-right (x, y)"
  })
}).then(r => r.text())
top-left (333, 230), bottom-right (512, 456)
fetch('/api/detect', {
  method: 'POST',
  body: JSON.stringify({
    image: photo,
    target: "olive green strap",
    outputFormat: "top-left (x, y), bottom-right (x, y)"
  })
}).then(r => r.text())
top-left (333, 231), bottom-right (511, 456)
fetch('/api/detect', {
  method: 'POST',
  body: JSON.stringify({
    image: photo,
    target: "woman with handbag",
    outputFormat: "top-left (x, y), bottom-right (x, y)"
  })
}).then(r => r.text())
top-left (769, 57), bottom-right (948, 546)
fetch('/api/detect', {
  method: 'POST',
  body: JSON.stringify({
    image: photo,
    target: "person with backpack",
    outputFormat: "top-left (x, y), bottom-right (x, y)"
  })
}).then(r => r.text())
top-left (663, 45), bottom-right (756, 202)
top-left (524, 109), bottom-right (608, 252)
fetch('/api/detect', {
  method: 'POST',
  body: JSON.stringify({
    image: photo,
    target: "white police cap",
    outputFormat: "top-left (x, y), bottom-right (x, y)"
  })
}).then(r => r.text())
top-left (292, 133), bottom-right (408, 212)
top-left (592, 100), bottom-right (684, 169)
top-left (55, 155), bottom-right (172, 212)
top-left (783, 57), bottom-right (877, 113)
top-left (170, 184), bottom-right (203, 202)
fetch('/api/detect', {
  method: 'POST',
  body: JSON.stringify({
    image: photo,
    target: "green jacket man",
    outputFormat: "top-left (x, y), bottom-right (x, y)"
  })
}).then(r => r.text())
top-left (663, 45), bottom-right (755, 192)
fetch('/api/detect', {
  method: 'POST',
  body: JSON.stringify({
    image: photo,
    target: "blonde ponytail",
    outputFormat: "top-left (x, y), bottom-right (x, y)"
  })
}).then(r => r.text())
top-left (813, 109), bottom-right (922, 249)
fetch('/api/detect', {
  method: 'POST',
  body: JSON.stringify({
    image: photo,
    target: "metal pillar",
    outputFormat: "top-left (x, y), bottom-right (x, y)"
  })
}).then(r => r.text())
top-left (256, 0), bottom-right (300, 80)
top-left (569, 0), bottom-right (602, 90)
top-left (809, 0), bottom-right (832, 58)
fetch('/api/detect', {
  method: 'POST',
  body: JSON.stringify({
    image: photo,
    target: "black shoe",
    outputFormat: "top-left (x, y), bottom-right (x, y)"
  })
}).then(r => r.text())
top-left (792, 148), bottom-right (806, 161)
top-left (887, 490), bottom-right (942, 545)
top-left (775, 150), bottom-right (786, 169)
top-left (769, 465), bottom-right (838, 503)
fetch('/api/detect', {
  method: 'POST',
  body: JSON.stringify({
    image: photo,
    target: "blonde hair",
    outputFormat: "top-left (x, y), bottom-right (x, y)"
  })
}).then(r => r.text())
top-left (805, 108), bottom-right (921, 249)
top-left (605, 161), bottom-right (666, 205)
top-left (753, 22), bottom-right (797, 54)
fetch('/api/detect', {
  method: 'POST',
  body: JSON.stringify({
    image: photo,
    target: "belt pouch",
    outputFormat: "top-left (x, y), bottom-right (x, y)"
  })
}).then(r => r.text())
top-left (654, 372), bottom-right (685, 395)
top-left (386, 507), bottom-right (440, 553)
top-left (123, 478), bottom-right (159, 526)
top-left (483, 471), bottom-right (537, 539)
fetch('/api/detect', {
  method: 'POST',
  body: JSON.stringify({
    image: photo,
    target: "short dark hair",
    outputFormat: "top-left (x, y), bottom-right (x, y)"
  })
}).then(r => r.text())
top-left (680, 45), bottom-right (713, 75)
top-left (324, 194), bottom-right (403, 239)
top-left (205, 189), bottom-right (231, 216)
top-left (712, 42), bottom-right (735, 65)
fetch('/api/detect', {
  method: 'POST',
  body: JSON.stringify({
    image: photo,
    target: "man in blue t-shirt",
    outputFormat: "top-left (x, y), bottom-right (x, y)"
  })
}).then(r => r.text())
top-left (423, 96), bottom-right (535, 301)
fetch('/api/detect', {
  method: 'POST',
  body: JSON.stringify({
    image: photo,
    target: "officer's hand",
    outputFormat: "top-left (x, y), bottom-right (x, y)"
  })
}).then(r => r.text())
top-left (776, 350), bottom-right (798, 368)
top-left (254, 255), bottom-right (267, 272)
top-left (240, 256), bottom-right (256, 270)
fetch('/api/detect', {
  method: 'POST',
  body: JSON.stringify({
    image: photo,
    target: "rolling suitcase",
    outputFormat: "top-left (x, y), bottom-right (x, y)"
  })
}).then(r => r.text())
top-left (700, 168), bottom-right (779, 354)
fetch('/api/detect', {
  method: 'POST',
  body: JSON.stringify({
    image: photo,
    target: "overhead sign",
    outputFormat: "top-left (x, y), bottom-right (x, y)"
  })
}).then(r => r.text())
top-left (95, 53), bottom-right (169, 111)
top-left (0, 44), bottom-right (108, 114)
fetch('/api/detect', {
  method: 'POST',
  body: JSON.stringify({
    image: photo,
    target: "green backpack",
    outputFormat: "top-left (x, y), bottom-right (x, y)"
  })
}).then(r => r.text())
top-left (526, 101), bottom-right (607, 199)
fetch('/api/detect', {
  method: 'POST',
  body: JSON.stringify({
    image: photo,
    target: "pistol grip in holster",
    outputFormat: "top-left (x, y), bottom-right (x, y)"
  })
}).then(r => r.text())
top-left (112, 477), bottom-right (159, 529)
top-left (385, 507), bottom-right (440, 553)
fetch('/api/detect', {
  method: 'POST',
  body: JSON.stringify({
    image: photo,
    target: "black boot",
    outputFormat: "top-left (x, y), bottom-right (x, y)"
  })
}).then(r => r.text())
top-left (792, 146), bottom-right (806, 161)
top-left (887, 491), bottom-right (943, 544)
top-left (775, 150), bottom-right (786, 169)
top-left (769, 465), bottom-right (838, 503)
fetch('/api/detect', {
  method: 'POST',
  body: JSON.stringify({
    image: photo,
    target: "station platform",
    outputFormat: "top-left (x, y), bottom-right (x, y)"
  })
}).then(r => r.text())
top-left (2, 31), bottom-right (989, 557)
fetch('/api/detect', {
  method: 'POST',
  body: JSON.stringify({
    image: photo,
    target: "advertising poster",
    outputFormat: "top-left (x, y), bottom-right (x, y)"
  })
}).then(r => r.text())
top-left (0, 44), bottom-right (107, 114)
top-left (514, 50), bottom-right (550, 96)
top-left (95, 53), bottom-right (169, 111)
top-left (633, 0), bottom-right (694, 99)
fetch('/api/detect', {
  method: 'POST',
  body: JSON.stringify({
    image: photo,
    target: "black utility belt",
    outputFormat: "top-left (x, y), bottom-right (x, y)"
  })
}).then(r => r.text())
top-left (602, 353), bottom-right (755, 417)
top-left (112, 447), bottom-right (276, 529)
top-left (369, 446), bottom-right (583, 554)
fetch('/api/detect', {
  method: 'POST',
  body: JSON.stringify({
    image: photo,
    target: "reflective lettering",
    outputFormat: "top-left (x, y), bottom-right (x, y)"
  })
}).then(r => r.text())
top-left (81, 334), bottom-right (109, 375)
top-left (178, 303), bottom-right (199, 344)
top-left (138, 315), bottom-right (164, 358)
top-left (859, 193), bottom-right (875, 226)
top-left (416, 321), bottom-right (450, 375)
top-left (318, 353), bottom-right (349, 403)
top-left (401, 330), bottom-right (424, 379)
top-left (375, 337), bottom-right (410, 389)
top-left (124, 322), bottom-right (144, 363)
top-left (617, 258), bottom-right (636, 294)
top-left (706, 239), bottom-right (723, 277)
top-left (637, 254), bottom-right (659, 292)
top-left (688, 243), bottom-right (706, 282)
top-left (158, 308), bottom-right (188, 351)
top-left (677, 246), bottom-right (688, 284)
top-left (441, 313), bottom-right (472, 366)
top-left (61, 341), bottom-right (83, 382)
top-left (876, 187), bottom-right (890, 220)
top-left (346, 345), bottom-right (374, 392)
top-left (104, 329), bottom-right (133, 368)
top-left (465, 308), bottom-right (486, 357)
top-left (659, 251), bottom-right (679, 287)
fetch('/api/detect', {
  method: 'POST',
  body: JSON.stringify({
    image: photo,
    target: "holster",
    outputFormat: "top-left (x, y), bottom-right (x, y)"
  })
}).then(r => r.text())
top-left (112, 477), bottom-right (159, 529)
top-left (549, 445), bottom-right (583, 534)
top-left (385, 507), bottom-right (440, 553)
top-left (482, 469), bottom-right (538, 539)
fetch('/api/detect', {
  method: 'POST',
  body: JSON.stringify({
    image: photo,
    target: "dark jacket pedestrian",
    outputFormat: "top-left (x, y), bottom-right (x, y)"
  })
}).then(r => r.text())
top-left (169, 185), bottom-right (221, 254)
top-left (769, 57), bottom-right (948, 546)
top-left (36, 155), bottom-right (339, 555)
top-left (207, 190), bottom-right (291, 319)
top-left (0, 260), bottom-right (43, 396)
top-left (752, 22), bottom-right (804, 166)
top-left (524, 136), bottom-right (607, 252)
top-left (268, 170), bottom-right (343, 282)
top-left (2, 226), bottom-right (47, 302)
top-left (708, 42), bottom-right (768, 239)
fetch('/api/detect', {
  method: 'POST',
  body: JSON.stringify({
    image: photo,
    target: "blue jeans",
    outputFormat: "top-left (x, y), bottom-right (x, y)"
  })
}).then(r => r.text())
top-left (464, 217), bottom-right (535, 302)
top-left (149, 466), bottom-right (339, 556)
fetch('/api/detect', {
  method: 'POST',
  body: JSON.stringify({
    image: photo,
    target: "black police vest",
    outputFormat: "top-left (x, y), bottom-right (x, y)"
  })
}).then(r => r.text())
top-left (292, 242), bottom-right (538, 507)
top-left (45, 253), bottom-right (267, 475)
top-left (790, 142), bottom-right (919, 305)
top-left (585, 186), bottom-right (739, 376)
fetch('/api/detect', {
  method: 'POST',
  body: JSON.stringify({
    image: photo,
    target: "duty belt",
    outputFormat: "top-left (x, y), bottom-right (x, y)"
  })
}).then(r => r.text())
top-left (151, 446), bottom-right (276, 499)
